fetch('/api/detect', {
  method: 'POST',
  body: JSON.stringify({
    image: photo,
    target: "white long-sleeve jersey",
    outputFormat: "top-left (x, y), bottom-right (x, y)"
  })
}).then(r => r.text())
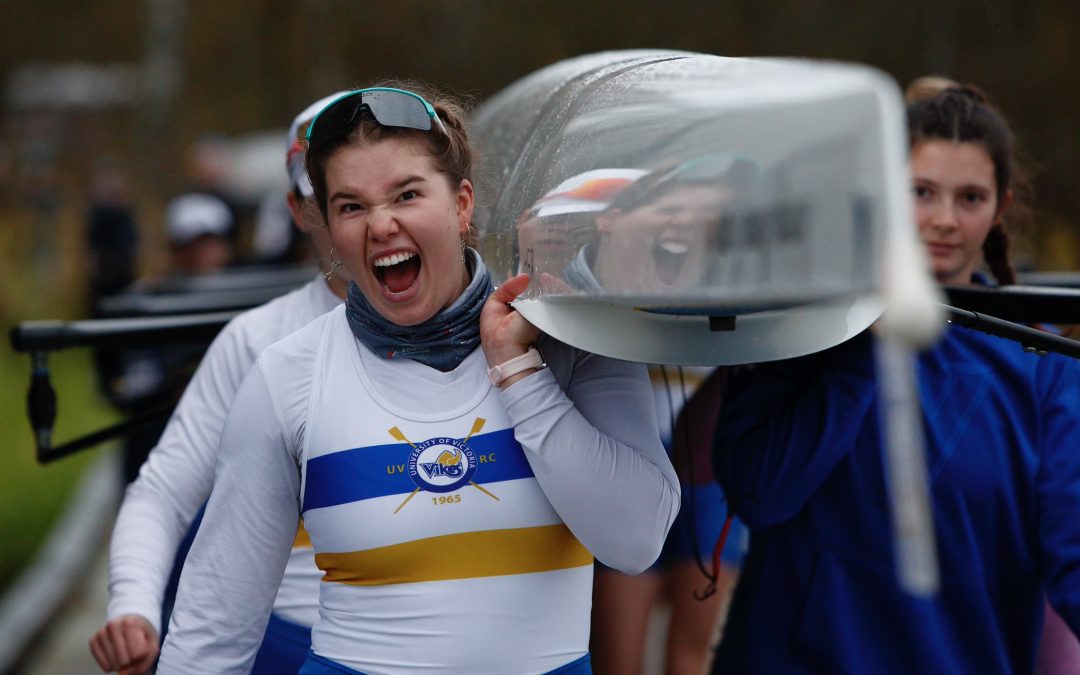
top-left (157, 305), bottom-right (679, 674)
top-left (107, 276), bottom-right (341, 633)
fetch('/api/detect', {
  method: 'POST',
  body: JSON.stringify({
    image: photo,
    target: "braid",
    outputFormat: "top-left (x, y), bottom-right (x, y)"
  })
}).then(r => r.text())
top-left (982, 224), bottom-right (1017, 286)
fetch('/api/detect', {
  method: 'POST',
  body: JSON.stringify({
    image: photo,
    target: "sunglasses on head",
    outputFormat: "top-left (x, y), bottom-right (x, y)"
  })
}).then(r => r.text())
top-left (305, 87), bottom-right (448, 155)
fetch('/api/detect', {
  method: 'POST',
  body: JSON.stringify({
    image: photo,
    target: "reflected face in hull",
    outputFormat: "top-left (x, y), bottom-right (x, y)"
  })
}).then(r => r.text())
top-left (594, 185), bottom-right (728, 293)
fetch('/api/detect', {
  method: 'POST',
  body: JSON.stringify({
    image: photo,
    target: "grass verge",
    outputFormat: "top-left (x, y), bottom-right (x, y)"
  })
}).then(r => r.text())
top-left (0, 344), bottom-right (119, 593)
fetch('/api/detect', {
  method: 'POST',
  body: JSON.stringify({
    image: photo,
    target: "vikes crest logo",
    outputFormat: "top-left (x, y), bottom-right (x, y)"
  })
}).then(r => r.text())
top-left (389, 418), bottom-right (499, 514)
top-left (420, 444), bottom-right (467, 480)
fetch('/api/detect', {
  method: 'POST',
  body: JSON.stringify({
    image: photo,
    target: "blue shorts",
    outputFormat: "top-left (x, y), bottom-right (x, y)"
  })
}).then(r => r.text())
top-left (299, 651), bottom-right (591, 674)
top-left (252, 613), bottom-right (312, 675)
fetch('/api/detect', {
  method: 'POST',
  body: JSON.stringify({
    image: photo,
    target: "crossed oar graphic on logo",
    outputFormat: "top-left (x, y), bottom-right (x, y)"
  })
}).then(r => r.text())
top-left (389, 417), bottom-right (499, 514)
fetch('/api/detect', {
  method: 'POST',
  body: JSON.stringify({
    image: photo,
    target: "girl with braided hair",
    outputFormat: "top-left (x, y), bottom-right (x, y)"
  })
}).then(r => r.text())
top-left (910, 83), bottom-right (1080, 675)
top-left (710, 84), bottom-right (1080, 673)
top-left (907, 83), bottom-right (1031, 289)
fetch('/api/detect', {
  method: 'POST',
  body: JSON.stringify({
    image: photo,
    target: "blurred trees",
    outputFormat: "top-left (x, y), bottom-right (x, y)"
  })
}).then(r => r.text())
top-left (0, 0), bottom-right (1077, 317)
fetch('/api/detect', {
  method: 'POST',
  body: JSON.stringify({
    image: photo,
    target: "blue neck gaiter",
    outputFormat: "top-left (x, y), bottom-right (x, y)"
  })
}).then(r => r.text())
top-left (345, 247), bottom-right (493, 372)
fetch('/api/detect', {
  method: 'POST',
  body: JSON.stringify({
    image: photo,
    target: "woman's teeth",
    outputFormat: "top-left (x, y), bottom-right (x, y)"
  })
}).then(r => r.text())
top-left (374, 251), bottom-right (417, 267)
top-left (657, 241), bottom-right (689, 255)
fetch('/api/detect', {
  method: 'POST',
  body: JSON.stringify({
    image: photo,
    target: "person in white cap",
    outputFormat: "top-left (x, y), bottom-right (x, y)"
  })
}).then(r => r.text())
top-left (89, 91), bottom-right (350, 675)
top-left (164, 192), bottom-right (236, 274)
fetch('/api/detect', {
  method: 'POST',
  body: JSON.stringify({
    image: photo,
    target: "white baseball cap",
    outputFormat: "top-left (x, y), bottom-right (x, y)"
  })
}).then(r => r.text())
top-left (286, 91), bottom-right (351, 199)
top-left (165, 193), bottom-right (234, 246)
top-left (530, 168), bottom-right (647, 219)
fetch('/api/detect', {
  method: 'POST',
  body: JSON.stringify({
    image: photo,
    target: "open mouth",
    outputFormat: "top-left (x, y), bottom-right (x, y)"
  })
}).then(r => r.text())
top-left (373, 251), bottom-right (421, 294)
top-left (652, 237), bottom-right (691, 286)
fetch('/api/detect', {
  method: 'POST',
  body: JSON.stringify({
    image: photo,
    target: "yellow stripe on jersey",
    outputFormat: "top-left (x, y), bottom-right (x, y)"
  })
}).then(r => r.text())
top-left (316, 524), bottom-right (592, 586)
top-left (649, 366), bottom-right (705, 388)
top-left (293, 520), bottom-right (311, 549)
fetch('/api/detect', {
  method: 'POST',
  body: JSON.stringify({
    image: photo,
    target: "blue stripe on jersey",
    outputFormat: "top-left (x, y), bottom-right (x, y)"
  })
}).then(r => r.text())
top-left (303, 428), bottom-right (531, 512)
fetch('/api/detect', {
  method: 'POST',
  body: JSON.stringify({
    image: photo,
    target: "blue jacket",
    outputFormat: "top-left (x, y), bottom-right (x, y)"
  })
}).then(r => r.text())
top-left (713, 326), bottom-right (1080, 674)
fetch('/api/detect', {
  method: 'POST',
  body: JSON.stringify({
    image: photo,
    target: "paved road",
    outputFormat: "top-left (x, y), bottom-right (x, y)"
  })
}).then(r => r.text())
top-left (0, 452), bottom-right (120, 675)
top-left (21, 543), bottom-right (110, 675)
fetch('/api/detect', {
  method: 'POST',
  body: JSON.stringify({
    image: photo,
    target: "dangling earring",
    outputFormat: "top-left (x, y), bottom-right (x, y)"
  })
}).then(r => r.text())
top-left (324, 247), bottom-right (344, 281)
top-left (460, 238), bottom-right (467, 266)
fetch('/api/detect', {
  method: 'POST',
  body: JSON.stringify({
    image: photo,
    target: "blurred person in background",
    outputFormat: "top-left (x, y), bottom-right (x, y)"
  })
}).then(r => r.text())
top-left (183, 133), bottom-right (244, 249)
top-left (710, 84), bottom-right (1080, 674)
top-left (163, 192), bottom-right (236, 273)
top-left (89, 91), bottom-right (350, 675)
top-left (592, 365), bottom-right (744, 675)
top-left (102, 190), bottom-right (238, 485)
top-left (85, 157), bottom-right (141, 423)
top-left (85, 156), bottom-right (139, 309)
top-left (576, 159), bottom-right (755, 675)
